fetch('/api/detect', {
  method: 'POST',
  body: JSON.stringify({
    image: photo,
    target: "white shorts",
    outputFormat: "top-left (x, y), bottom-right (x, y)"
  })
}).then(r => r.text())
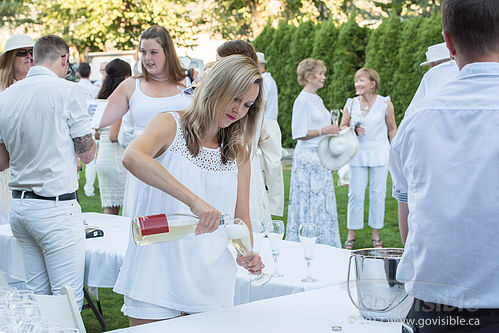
top-left (122, 296), bottom-right (195, 320)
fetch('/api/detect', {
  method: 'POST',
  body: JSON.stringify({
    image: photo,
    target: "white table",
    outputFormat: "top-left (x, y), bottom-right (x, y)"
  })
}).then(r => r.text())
top-left (111, 284), bottom-right (402, 333)
top-left (0, 212), bottom-right (352, 305)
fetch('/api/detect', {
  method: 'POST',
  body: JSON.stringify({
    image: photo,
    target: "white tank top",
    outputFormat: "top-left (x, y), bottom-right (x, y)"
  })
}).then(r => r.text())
top-left (128, 78), bottom-right (192, 139)
top-left (347, 95), bottom-right (390, 166)
top-left (114, 112), bottom-right (239, 312)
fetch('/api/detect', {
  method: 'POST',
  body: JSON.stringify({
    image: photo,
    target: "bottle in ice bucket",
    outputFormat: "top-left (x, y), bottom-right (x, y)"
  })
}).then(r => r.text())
top-left (132, 213), bottom-right (232, 246)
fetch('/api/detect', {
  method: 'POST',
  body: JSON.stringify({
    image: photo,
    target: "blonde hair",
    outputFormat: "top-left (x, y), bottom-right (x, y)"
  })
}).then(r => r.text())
top-left (297, 58), bottom-right (326, 86)
top-left (0, 50), bottom-right (17, 90)
top-left (354, 68), bottom-right (380, 93)
top-left (181, 55), bottom-right (263, 164)
top-left (138, 26), bottom-right (186, 83)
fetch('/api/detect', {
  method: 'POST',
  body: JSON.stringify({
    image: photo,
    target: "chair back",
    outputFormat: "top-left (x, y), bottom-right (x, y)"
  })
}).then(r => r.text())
top-left (35, 286), bottom-right (86, 333)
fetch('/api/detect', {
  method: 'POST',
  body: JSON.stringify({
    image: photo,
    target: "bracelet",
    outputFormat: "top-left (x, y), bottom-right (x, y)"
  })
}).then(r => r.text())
top-left (318, 128), bottom-right (322, 136)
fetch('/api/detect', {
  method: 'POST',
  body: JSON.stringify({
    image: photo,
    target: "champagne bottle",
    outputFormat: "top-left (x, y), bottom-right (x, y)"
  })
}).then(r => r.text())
top-left (132, 213), bottom-right (230, 246)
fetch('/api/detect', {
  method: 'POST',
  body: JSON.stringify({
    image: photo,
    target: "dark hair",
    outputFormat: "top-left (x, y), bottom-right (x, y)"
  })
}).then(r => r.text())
top-left (97, 59), bottom-right (131, 99)
top-left (217, 40), bottom-right (258, 63)
top-left (442, 0), bottom-right (499, 58)
top-left (139, 26), bottom-right (186, 83)
top-left (33, 35), bottom-right (69, 65)
top-left (78, 62), bottom-right (91, 78)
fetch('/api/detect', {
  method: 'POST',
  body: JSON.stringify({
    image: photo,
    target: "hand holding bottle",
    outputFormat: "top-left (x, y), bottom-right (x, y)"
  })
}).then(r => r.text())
top-left (189, 197), bottom-right (221, 235)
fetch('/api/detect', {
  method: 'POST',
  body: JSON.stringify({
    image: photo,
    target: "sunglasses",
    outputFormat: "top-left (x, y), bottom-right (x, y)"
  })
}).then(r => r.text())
top-left (61, 54), bottom-right (73, 78)
top-left (15, 49), bottom-right (33, 57)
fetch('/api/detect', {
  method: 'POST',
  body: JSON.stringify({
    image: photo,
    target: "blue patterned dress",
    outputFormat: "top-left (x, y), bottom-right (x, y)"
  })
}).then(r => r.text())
top-left (285, 91), bottom-right (341, 247)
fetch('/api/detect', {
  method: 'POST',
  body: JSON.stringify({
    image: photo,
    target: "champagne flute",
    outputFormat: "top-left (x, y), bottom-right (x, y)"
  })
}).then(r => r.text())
top-left (330, 109), bottom-right (340, 126)
top-left (225, 218), bottom-right (272, 287)
top-left (267, 220), bottom-right (285, 278)
top-left (299, 223), bottom-right (318, 282)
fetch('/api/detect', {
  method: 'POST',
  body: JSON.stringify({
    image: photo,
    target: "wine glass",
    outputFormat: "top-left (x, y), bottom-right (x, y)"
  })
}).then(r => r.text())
top-left (299, 223), bottom-right (318, 282)
top-left (252, 220), bottom-right (267, 255)
top-left (267, 220), bottom-right (285, 278)
top-left (225, 218), bottom-right (272, 287)
top-left (330, 109), bottom-right (340, 125)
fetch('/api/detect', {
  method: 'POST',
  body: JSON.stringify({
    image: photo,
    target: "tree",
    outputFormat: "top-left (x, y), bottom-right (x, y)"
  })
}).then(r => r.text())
top-left (252, 22), bottom-right (275, 56)
top-left (2, 0), bottom-right (199, 53)
top-left (364, 15), bottom-right (402, 97)
top-left (311, 20), bottom-right (338, 108)
top-left (330, 19), bottom-right (368, 109)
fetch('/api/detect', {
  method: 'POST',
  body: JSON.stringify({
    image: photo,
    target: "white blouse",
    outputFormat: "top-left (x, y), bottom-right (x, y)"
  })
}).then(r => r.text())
top-left (291, 91), bottom-right (331, 148)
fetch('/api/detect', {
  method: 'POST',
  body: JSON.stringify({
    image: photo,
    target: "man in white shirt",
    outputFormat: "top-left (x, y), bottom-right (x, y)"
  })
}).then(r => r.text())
top-left (0, 35), bottom-right (95, 308)
top-left (405, 42), bottom-right (459, 116)
top-left (77, 62), bottom-right (100, 197)
top-left (390, 0), bottom-right (499, 331)
top-left (256, 52), bottom-right (284, 216)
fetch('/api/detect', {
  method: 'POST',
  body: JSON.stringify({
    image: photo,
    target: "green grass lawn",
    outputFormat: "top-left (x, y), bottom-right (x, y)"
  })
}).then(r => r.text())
top-left (77, 165), bottom-right (402, 332)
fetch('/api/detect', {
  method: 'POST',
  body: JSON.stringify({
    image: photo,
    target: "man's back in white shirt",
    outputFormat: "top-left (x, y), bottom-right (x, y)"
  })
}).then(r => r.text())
top-left (405, 60), bottom-right (459, 115)
top-left (77, 77), bottom-right (99, 99)
top-left (389, 62), bottom-right (499, 308)
top-left (0, 66), bottom-right (91, 196)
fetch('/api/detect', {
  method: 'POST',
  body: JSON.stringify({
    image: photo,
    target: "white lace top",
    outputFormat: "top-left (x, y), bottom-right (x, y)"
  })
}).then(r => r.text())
top-left (114, 112), bottom-right (239, 312)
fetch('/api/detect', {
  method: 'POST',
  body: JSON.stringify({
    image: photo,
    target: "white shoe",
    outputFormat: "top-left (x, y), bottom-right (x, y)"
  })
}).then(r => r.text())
top-left (84, 190), bottom-right (95, 197)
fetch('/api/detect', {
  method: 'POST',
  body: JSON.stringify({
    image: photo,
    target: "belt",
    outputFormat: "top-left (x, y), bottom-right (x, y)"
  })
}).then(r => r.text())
top-left (12, 190), bottom-right (77, 201)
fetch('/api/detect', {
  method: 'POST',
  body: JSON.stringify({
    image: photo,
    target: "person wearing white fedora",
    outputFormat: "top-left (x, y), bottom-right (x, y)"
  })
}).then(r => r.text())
top-left (339, 68), bottom-right (397, 250)
top-left (0, 33), bottom-right (35, 225)
top-left (286, 58), bottom-right (341, 247)
top-left (405, 42), bottom-right (459, 116)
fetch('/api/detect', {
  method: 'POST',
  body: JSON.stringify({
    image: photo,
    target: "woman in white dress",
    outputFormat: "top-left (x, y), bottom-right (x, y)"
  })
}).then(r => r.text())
top-left (285, 58), bottom-right (341, 247)
top-left (0, 34), bottom-right (34, 224)
top-left (339, 68), bottom-right (397, 250)
top-left (95, 59), bottom-right (131, 214)
top-left (217, 40), bottom-right (272, 231)
top-left (113, 55), bottom-right (265, 327)
top-left (98, 26), bottom-right (193, 218)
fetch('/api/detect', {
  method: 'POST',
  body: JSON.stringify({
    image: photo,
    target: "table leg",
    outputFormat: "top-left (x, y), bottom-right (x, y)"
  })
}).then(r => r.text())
top-left (83, 286), bottom-right (107, 331)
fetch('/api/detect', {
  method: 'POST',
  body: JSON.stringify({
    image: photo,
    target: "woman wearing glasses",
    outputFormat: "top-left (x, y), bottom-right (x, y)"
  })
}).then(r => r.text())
top-left (0, 34), bottom-right (34, 225)
top-left (98, 26), bottom-right (193, 218)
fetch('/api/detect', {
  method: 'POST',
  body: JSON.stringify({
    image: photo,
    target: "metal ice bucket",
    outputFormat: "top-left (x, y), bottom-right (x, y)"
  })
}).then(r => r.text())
top-left (347, 248), bottom-right (413, 321)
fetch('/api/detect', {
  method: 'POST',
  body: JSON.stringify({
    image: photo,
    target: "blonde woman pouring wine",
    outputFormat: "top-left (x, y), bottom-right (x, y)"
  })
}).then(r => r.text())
top-left (113, 55), bottom-right (264, 327)
top-left (339, 68), bottom-right (397, 250)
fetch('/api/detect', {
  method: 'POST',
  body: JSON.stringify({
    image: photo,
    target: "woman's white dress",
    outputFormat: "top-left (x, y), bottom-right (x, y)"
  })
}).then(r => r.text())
top-left (113, 112), bottom-right (238, 312)
top-left (121, 78), bottom-right (193, 218)
top-left (95, 127), bottom-right (126, 207)
top-left (285, 91), bottom-right (341, 247)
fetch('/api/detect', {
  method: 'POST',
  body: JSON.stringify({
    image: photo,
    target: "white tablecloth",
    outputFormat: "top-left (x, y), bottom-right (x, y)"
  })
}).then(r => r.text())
top-left (111, 284), bottom-right (402, 333)
top-left (0, 212), bottom-right (352, 305)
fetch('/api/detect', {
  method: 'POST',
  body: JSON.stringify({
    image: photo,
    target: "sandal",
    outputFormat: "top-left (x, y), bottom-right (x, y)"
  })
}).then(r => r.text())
top-left (344, 239), bottom-right (355, 250)
top-left (372, 239), bottom-right (383, 248)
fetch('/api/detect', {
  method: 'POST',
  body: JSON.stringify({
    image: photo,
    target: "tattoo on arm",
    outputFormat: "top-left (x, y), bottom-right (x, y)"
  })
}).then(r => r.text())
top-left (73, 134), bottom-right (94, 154)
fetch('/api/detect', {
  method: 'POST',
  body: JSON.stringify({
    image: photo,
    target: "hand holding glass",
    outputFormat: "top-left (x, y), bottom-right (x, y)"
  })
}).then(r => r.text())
top-left (225, 218), bottom-right (271, 287)
top-left (267, 220), bottom-right (285, 278)
top-left (330, 109), bottom-right (340, 125)
top-left (299, 223), bottom-right (318, 282)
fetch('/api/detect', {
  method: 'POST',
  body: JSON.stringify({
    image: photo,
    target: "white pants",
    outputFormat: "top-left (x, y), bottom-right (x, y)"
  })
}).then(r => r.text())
top-left (9, 197), bottom-right (85, 309)
top-left (84, 159), bottom-right (96, 195)
top-left (122, 295), bottom-right (197, 320)
top-left (347, 165), bottom-right (388, 230)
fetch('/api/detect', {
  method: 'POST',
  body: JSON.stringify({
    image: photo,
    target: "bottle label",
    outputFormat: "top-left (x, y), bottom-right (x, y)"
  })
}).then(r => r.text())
top-left (138, 214), bottom-right (169, 236)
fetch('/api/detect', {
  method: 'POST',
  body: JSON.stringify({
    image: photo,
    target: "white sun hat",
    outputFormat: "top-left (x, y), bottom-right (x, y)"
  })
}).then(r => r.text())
top-left (1, 34), bottom-right (34, 58)
top-left (256, 52), bottom-right (266, 64)
top-left (318, 127), bottom-right (359, 171)
top-left (420, 42), bottom-right (451, 66)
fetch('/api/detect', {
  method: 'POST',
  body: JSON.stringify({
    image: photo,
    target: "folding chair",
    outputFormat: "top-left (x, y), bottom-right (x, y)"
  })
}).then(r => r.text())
top-left (35, 286), bottom-right (86, 333)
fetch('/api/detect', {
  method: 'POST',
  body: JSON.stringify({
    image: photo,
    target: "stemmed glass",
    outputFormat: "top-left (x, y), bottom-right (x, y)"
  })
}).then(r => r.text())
top-left (299, 223), bottom-right (318, 283)
top-left (225, 218), bottom-right (272, 287)
top-left (267, 220), bottom-right (285, 278)
top-left (330, 109), bottom-right (340, 125)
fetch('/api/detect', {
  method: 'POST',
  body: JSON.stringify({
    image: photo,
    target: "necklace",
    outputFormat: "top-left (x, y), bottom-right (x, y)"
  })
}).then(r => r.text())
top-left (360, 95), bottom-right (375, 116)
top-left (150, 74), bottom-right (169, 82)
